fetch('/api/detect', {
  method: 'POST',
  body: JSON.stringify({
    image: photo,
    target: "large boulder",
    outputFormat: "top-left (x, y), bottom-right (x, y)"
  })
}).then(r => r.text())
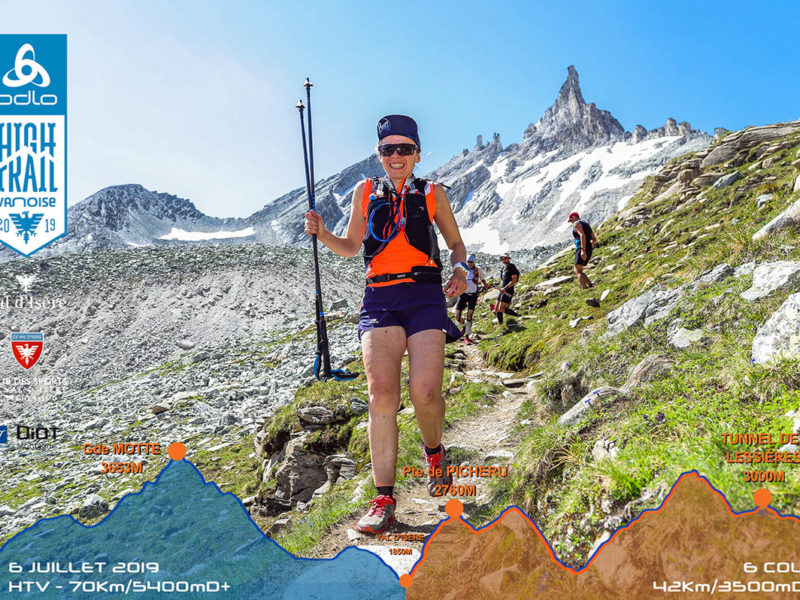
top-left (297, 406), bottom-right (340, 425)
top-left (313, 455), bottom-right (358, 498)
top-left (693, 172), bottom-right (725, 187)
top-left (558, 386), bottom-right (622, 426)
top-left (752, 293), bottom-right (800, 364)
top-left (712, 172), bottom-right (741, 189)
top-left (605, 285), bottom-right (686, 338)
top-left (274, 435), bottom-right (328, 504)
top-left (533, 275), bottom-right (574, 290)
top-left (740, 261), bottom-right (800, 302)
top-left (691, 263), bottom-right (734, 289)
top-left (644, 287), bottom-right (685, 324)
top-left (604, 288), bottom-right (657, 338)
top-left (669, 327), bottom-right (704, 349)
top-left (752, 198), bottom-right (800, 241)
top-left (622, 356), bottom-right (674, 391)
top-left (79, 494), bottom-right (109, 520)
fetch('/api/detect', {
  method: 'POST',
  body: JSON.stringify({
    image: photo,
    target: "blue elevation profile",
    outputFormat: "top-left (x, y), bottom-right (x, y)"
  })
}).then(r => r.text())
top-left (0, 460), bottom-right (403, 599)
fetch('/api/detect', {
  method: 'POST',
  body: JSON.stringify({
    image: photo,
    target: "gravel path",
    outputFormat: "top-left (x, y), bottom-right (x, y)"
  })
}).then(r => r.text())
top-left (307, 340), bottom-right (535, 577)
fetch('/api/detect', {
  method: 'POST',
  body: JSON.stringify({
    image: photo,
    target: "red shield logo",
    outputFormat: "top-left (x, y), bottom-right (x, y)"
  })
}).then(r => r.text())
top-left (11, 332), bottom-right (44, 370)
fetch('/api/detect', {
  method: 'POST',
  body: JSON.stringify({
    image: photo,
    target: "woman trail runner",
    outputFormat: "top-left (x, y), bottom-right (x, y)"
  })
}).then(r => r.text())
top-left (304, 114), bottom-right (468, 534)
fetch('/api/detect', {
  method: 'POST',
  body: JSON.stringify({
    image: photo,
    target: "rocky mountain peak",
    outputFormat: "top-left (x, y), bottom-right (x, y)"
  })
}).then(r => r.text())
top-left (553, 65), bottom-right (586, 118)
top-left (79, 184), bottom-right (207, 226)
top-left (525, 66), bottom-right (625, 150)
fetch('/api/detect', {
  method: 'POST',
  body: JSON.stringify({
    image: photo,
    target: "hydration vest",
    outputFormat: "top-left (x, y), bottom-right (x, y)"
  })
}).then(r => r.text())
top-left (572, 219), bottom-right (594, 250)
top-left (361, 176), bottom-right (443, 286)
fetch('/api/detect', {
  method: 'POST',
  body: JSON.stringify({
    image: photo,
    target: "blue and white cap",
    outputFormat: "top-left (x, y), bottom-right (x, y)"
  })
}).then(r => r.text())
top-left (377, 115), bottom-right (421, 148)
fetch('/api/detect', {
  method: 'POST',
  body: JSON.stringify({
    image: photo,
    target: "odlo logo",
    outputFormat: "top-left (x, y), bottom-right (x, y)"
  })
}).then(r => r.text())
top-left (0, 43), bottom-right (56, 106)
top-left (0, 425), bottom-right (7, 444)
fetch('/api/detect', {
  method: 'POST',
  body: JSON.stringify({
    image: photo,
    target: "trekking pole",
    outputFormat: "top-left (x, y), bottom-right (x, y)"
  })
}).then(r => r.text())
top-left (304, 78), bottom-right (334, 380)
top-left (297, 95), bottom-right (331, 382)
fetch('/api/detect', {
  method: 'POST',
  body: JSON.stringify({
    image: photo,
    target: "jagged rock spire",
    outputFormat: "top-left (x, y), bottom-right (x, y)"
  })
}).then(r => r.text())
top-left (526, 66), bottom-right (625, 149)
top-left (551, 65), bottom-right (587, 122)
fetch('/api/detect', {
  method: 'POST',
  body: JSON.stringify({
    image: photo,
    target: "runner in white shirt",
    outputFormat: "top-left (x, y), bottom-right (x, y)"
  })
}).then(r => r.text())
top-left (454, 254), bottom-right (490, 344)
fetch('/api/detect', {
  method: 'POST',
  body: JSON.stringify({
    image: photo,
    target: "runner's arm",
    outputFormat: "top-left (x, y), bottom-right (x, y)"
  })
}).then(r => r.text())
top-left (502, 273), bottom-right (518, 292)
top-left (576, 222), bottom-right (588, 250)
top-left (576, 222), bottom-right (589, 256)
top-left (478, 268), bottom-right (490, 287)
top-left (304, 181), bottom-right (367, 258)
top-left (432, 183), bottom-right (467, 297)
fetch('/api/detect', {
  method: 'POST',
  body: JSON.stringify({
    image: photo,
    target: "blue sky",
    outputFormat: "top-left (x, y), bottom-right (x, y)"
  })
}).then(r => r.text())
top-left (2, 0), bottom-right (798, 216)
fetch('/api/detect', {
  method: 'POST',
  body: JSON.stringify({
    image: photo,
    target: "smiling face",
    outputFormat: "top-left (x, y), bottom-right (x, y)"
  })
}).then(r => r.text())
top-left (378, 134), bottom-right (420, 182)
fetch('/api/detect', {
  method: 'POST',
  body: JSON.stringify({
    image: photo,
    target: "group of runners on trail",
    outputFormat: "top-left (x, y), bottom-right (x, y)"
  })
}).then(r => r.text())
top-left (304, 114), bottom-right (597, 534)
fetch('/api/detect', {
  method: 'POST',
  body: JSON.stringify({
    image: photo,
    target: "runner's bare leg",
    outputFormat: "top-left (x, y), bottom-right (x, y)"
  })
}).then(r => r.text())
top-left (362, 326), bottom-right (406, 487)
top-left (406, 329), bottom-right (446, 449)
top-left (574, 264), bottom-right (592, 288)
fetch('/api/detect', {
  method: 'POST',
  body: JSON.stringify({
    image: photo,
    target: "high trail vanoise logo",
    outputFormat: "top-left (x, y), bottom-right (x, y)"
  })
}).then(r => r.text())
top-left (0, 35), bottom-right (66, 257)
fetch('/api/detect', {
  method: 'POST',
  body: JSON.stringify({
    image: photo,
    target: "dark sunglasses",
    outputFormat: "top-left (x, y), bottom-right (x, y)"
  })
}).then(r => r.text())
top-left (378, 143), bottom-right (419, 157)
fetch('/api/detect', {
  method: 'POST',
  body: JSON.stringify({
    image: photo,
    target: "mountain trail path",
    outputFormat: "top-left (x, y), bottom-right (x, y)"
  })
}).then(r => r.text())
top-left (307, 338), bottom-right (535, 575)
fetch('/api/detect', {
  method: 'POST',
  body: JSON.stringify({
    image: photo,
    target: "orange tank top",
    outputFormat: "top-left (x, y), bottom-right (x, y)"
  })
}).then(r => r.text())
top-left (361, 177), bottom-right (439, 287)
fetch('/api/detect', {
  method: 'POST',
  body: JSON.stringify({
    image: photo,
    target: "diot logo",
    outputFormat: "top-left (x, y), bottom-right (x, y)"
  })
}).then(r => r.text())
top-left (2, 43), bottom-right (50, 88)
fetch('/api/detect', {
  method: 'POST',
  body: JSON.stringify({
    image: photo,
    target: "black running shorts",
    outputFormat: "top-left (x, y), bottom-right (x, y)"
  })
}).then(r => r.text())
top-left (575, 246), bottom-right (593, 266)
top-left (455, 292), bottom-right (478, 311)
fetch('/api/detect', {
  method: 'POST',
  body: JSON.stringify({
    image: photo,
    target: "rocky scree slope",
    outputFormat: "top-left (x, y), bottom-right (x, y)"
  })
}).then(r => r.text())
top-left (0, 243), bottom-right (365, 405)
top-left (0, 243), bottom-right (371, 545)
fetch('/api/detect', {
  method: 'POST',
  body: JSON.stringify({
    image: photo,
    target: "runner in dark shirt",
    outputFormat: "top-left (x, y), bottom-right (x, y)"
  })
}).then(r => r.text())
top-left (495, 253), bottom-right (519, 324)
top-left (568, 211), bottom-right (597, 289)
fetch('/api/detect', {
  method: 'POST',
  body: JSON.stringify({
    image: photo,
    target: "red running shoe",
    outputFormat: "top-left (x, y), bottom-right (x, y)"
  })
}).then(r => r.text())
top-left (356, 494), bottom-right (396, 534)
top-left (425, 444), bottom-right (453, 496)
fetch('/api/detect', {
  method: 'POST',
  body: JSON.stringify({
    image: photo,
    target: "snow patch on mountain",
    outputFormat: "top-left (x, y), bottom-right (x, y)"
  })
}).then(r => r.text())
top-left (160, 227), bottom-right (256, 241)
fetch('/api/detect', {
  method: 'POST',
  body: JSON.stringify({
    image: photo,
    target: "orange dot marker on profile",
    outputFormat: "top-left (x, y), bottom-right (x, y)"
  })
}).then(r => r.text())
top-left (399, 574), bottom-right (413, 589)
top-left (445, 499), bottom-right (463, 518)
top-left (753, 488), bottom-right (771, 509)
top-left (168, 442), bottom-right (186, 461)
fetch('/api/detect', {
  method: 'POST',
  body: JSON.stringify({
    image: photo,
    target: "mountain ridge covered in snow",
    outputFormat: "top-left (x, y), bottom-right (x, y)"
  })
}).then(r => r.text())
top-left (4, 66), bottom-right (712, 260)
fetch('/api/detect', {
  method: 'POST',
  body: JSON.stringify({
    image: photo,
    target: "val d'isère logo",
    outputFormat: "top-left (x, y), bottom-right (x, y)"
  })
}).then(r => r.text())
top-left (0, 35), bottom-right (66, 257)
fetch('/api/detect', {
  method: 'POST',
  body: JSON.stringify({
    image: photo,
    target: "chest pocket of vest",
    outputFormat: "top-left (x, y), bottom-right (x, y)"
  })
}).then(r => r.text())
top-left (404, 196), bottom-right (441, 266)
top-left (362, 178), bottom-right (443, 273)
